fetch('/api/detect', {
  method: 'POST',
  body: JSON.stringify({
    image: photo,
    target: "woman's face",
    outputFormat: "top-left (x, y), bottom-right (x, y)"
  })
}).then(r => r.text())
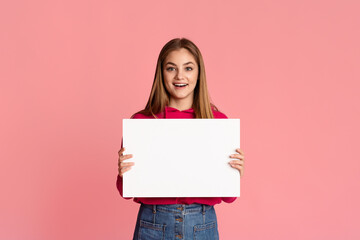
top-left (162, 48), bottom-right (199, 105)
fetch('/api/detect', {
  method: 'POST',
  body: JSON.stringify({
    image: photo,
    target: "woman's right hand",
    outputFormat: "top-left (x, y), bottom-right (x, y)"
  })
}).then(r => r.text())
top-left (118, 147), bottom-right (134, 177)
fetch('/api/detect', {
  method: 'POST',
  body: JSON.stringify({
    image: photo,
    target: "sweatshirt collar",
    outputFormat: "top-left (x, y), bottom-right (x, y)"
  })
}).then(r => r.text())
top-left (165, 105), bottom-right (195, 113)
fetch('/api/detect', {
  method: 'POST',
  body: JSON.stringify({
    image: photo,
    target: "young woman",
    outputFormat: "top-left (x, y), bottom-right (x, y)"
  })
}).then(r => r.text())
top-left (117, 38), bottom-right (245, 240)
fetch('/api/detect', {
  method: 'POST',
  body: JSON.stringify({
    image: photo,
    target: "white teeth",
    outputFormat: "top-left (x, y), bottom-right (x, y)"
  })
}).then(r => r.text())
top-left (174, 84), bottom-right (188, 87)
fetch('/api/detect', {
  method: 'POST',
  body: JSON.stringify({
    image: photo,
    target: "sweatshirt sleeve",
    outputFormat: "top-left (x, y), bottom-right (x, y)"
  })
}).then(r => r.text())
top-left (116, 137), bottom-right (132, 200)
top-left (221, 197), bottom-right (237, 203)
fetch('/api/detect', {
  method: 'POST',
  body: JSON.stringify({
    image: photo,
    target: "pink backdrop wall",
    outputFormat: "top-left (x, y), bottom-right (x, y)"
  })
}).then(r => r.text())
top-left (1, 0), bottom-right (359, 239)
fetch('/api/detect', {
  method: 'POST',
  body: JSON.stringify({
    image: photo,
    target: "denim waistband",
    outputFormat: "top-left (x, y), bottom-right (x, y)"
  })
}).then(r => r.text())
top-left (141, 203), bottom-right (213, 214)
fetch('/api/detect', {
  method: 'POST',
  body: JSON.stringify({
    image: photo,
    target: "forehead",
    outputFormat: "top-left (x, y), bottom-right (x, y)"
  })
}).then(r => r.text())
top-left (165, 48), bottom-right (196, 63)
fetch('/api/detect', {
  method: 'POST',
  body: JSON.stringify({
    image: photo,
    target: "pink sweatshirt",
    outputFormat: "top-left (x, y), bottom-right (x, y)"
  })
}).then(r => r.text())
top-left (116, 105), bottom-right (237, 205)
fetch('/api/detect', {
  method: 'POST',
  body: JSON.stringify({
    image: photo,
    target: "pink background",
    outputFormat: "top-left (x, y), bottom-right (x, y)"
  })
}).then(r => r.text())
top-left (1, 0), bottom-right (359, 239)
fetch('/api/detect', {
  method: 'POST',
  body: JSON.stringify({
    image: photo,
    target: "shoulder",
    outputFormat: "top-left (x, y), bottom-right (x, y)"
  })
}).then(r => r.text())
top-left (130, 110), bottom-right (155, 119)
top-left (212, 109), bottom-right (228, 119)
top-left (130, 112), bottom-right (147, 119)
top-left (210, 104), bottom-right (228, 119)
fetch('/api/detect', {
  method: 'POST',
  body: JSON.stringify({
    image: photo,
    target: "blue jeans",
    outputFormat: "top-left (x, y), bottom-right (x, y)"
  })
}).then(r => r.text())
top-left (133, 203), bottom-right (219, 240)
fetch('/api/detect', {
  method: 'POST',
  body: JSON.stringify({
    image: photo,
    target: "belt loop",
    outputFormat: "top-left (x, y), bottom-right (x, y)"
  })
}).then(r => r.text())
top-left (202, 204), bottom-right (206, 223)
top-left (152, 205), bottom-right (157, 224)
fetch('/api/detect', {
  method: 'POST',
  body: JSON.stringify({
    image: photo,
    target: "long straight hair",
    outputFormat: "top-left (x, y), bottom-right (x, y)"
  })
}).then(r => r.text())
top-left (132, 38), bottom-right (219, 119)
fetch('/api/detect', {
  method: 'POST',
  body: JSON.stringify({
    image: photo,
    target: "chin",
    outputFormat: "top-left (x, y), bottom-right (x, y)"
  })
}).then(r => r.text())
top-left (172, 95), bottom-right (187, 100)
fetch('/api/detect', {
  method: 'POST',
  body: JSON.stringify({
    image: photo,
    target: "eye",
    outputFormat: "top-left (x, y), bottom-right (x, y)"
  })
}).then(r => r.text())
top-left (166, 67), bottom-right (175, 71)
top-left (186, 67), bottom-right (193, 71)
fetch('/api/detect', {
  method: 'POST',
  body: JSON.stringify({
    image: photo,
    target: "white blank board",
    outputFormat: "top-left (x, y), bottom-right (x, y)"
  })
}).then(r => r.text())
top-left (122, 119), bottom-right (240, 197)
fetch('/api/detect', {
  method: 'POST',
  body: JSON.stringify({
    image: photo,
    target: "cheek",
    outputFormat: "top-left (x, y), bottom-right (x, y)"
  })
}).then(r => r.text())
top-left (163, 79), bottom-right (174, 93)
top-left (162, 73), bottom-right (171, 85)
top-left (189, 73), bottom-right (198, 85)
top-left (190, 69), bottom-right (198, 82)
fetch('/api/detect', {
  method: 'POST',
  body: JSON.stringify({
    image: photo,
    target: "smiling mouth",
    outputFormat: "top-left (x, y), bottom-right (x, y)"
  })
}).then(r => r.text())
top-left (173, 83), bottom-right (188, 88)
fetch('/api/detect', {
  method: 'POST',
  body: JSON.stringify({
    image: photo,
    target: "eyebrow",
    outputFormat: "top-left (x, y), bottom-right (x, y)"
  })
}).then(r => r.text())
top-left (165, 61), bottom-right (195, 66)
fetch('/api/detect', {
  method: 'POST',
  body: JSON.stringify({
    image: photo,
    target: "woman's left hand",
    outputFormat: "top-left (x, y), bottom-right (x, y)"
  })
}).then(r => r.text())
top-left (229, 148), bottom-right (245, 177)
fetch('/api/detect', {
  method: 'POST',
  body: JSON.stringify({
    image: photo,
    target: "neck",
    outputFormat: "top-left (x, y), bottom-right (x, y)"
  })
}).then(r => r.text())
top-left (168, 98), bottom-right (193, 111)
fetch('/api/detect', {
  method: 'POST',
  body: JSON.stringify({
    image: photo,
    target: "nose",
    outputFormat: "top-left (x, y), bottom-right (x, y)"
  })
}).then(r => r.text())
top-left (175, 69), bottom-right (184, 79)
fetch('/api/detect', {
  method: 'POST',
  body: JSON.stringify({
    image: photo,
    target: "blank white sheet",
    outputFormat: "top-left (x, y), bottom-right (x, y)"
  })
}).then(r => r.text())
top-left (122, 119), bottom-right (240, 197)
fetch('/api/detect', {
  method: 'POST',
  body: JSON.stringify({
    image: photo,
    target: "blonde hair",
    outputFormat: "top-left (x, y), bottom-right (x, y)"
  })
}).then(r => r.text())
top-left (132, 38), bottom-right (219, 119)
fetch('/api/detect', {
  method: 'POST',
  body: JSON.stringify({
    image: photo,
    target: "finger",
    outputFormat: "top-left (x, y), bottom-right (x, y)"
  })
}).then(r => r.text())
top-left (120, 162), bottom-right (135, 168)
top-left (120, 166), bottom-right (132, 176)
top-left (118, 167), bottom-right (125, 176)
top-left (119, 154), bottom-right (133, 162)
top-left (236, 148), bottom-right (244, 155)
top-left (118, 147), bottom-right (125, 156)
top-left (229, 160), bottom-right (244, 166)
top-left (118, 155), bottom-right (133, 167)
top-left (229, 164), bottom-right (244, 177)
top-left (229, 154), bottom-right (244, 160)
